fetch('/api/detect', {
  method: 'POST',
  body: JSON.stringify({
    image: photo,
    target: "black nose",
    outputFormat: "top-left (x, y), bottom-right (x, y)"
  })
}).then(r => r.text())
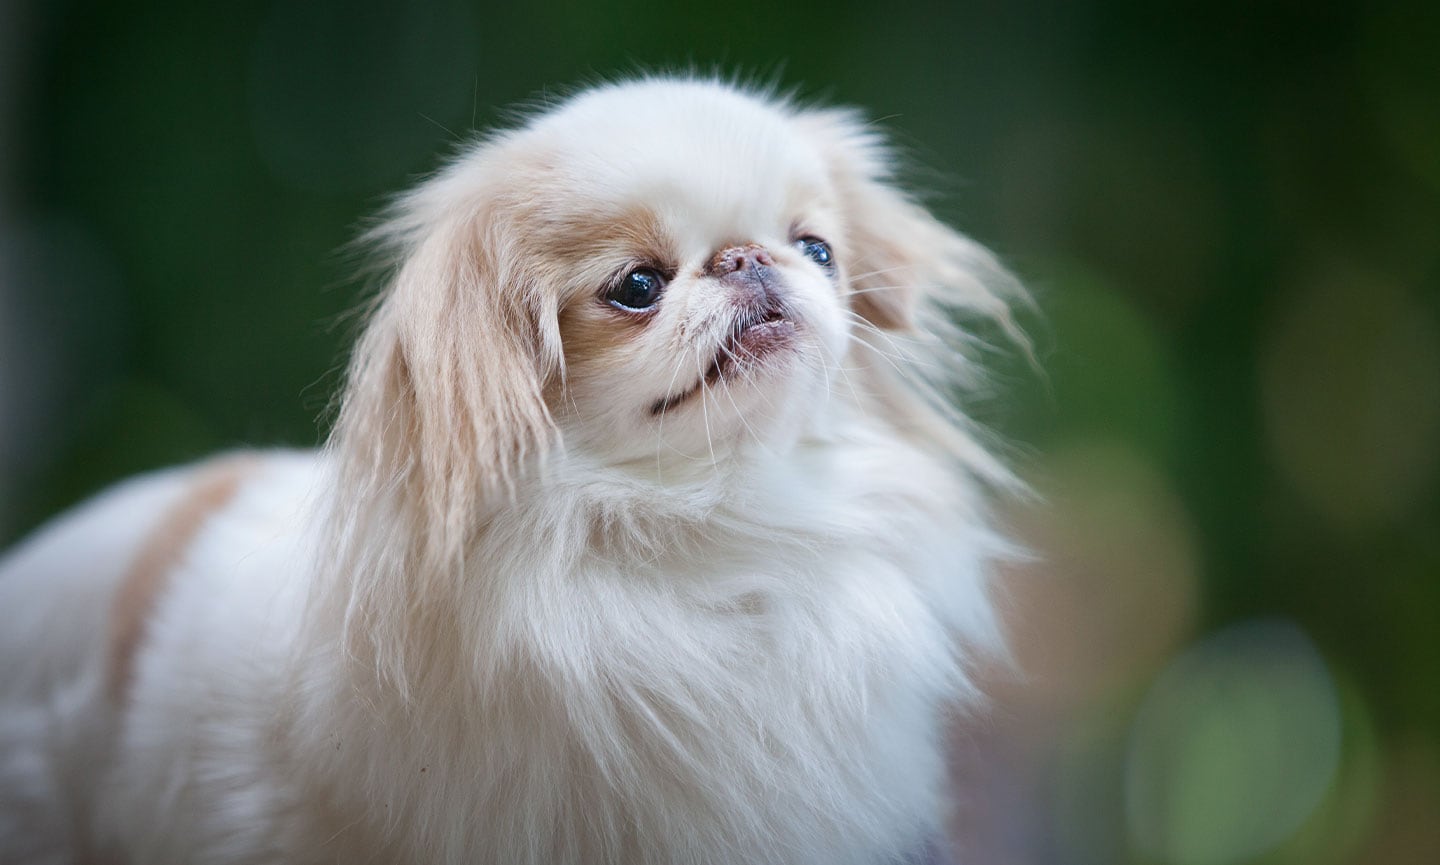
top-left (705, 243), bottom-right (775, 276)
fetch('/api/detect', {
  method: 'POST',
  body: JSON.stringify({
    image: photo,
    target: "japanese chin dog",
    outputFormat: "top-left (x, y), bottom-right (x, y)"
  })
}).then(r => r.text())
top-left (0, 77), bottom-right (1026, 865)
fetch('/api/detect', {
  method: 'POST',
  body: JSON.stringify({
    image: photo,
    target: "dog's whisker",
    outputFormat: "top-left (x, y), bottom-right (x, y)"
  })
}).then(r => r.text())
top-left (814, 336), bottom-right (861, 410)
top-left (713, 341), bottom-right (774, 453)
top-left (653, 345), bottom-right (695, 477)
top-left (695, 341), bottom-right (719, 470)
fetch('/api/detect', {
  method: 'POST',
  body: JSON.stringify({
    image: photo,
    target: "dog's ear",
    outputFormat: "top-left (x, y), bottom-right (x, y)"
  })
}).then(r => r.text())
top-left (796, 107), bottom-right (1031, 482)
top-left (795, 108), bottom-right (1025, 341)
top-left (331, 195), bottom-right (560, 573)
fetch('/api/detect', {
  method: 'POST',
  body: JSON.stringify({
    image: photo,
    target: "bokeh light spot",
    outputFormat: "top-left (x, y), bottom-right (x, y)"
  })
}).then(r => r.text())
top-left (1260, 270), bottom-right (1440, 533)
top-left (1266, 674), bottom-right (1382, 865)
top-left (1125, 620), bottom-right (1342, 865)
top-left (1352, 738), bottom-right (1440, 864)
top-left (0, 218), bottom-right (125, 541)
top-left (1003, 441), bottom-right (1198, 711)
top-left (1017, 265), bottom-right (1184, 465)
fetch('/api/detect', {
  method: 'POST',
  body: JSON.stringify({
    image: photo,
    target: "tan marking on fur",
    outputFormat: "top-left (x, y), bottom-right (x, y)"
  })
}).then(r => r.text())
top-left (107, 456), bottom-right (255, 702)
top-left (549, 205), bottom-right (678, 409)
top-left (851, 287), bottom-right (912, 331)
top-left (532, 203), bottom-right (674, 268)
top-left (847, 236), bottom-right (916, 331)
top-left (557, 294), bottom-right (638, 358)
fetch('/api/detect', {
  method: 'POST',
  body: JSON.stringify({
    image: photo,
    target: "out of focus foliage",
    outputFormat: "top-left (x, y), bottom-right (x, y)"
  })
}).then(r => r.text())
top-left (1, 1), bottom-right (1435, 862)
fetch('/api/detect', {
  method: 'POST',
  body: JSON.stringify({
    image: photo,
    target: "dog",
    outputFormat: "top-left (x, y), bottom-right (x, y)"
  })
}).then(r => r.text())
top-left (0, 77), bottom-right (1026, 864)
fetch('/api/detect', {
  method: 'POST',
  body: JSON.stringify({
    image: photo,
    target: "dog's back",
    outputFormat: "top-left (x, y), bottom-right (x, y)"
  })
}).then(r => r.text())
top-left (0, 466), bottom-right (196, 863)
top-left (0, 453), bottom-right (317, 864)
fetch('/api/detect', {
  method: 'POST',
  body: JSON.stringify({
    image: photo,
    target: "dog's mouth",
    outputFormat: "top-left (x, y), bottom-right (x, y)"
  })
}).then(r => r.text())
top-left (649, 307), bottom-right (798, 416)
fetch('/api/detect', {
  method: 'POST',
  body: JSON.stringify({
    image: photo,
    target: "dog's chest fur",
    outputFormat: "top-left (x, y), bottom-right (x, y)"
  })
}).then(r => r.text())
top-left (270, 446), bottom-right (985, 865)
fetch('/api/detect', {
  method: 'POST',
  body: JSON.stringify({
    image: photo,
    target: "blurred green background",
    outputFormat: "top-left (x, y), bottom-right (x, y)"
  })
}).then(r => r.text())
top-left (1, 0), bottom-right (1435, 862)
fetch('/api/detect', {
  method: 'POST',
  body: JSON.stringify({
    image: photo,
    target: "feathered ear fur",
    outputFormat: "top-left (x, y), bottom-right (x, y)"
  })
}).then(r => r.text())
top-left (797, 107), bottom-right (1026, 337)
top-left (334, 209), bottom-right (558, 568)
top-left (797, 108), bottom-right (1032, 481)
top-left (320, 163), bottom-right (561, 683)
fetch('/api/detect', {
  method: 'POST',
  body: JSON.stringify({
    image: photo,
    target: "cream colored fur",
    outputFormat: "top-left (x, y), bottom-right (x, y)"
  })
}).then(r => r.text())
top-left (0, 77), bottom-right (1024, 864)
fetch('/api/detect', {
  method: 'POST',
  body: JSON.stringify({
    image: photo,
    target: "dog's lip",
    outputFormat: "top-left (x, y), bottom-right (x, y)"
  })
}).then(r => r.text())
top-left (649, 309), bottom-right (797, 416)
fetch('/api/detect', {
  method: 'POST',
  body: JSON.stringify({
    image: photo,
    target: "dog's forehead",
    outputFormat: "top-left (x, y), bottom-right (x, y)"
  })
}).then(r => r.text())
top-left (528, 82), bottom-right (830, 243)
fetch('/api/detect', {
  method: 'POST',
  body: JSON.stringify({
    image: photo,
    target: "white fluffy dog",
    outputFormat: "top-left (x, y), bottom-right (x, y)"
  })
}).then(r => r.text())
top-left (0, 78), bottom-right (1024, 864)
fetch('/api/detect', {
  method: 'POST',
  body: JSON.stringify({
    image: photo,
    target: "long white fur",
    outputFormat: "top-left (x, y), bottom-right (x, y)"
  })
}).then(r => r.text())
top-left (0, 77), bottom-right (1024, 865)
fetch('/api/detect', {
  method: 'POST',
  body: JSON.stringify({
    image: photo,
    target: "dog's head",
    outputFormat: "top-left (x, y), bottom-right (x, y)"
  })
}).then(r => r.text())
top-left (332, 78), bottom-right (1020, 565)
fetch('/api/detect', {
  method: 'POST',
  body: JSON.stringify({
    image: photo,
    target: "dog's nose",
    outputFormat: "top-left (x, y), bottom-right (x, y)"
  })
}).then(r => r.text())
top-left (706, 244), bottom-right (775, 276)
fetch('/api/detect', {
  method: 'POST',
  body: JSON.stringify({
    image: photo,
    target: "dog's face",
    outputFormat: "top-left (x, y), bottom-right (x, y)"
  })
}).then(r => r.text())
top-left (337, 79), bottom-right (1011, 560)
top-left (519, 84), bottom-right (855, 461)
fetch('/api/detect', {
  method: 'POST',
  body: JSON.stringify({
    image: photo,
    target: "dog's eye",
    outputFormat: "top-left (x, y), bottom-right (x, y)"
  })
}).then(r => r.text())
top-left (606, 268), bottom-right (666, 311)
top-left (795, 236), bottom-right (834, 270)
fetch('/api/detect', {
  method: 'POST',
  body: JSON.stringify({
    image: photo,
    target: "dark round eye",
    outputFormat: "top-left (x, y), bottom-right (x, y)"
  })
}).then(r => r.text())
top-left (796, 236), bottom-right (834, 270)
top-left (606, 268), bottom-right (665, 311)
